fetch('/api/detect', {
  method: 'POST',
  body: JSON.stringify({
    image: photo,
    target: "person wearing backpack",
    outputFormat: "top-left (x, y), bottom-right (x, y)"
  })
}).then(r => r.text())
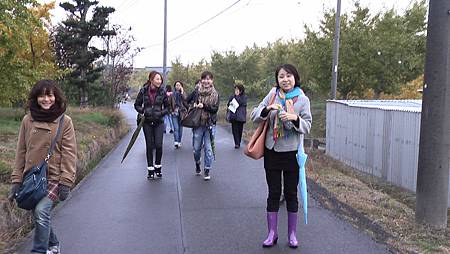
top-left (8, 80), bottom-right (77, 254)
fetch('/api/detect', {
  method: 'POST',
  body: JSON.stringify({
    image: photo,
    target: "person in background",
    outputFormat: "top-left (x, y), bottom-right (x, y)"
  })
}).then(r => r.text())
top-left (186, 72), bottom-right (219, 180)
top-left (171, 81), bottom-right (187, 148)
top-left (250, 64), bottom-right (312, 248)
top-left (134, 71), bottom-right (169, 180)
top-left (9, 79), bottom-right (77, 254)
top-left (164, 85), bottom-right (174, 134)
top-left (227, 83), bottom-right (247, 149)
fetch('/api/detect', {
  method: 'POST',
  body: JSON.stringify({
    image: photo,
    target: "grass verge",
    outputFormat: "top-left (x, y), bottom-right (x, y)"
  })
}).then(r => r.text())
top-left (307, 150), bottom-right (450, 253)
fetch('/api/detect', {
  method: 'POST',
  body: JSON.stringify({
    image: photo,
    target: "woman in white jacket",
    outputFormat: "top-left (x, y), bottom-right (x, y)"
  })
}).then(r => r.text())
top-left (251, 64), bottom-right (312, 248)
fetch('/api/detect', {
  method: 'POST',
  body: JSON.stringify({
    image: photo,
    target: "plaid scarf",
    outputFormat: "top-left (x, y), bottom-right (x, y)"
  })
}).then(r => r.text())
top-left (197, 84), bottom-right (218, 125)
top-left (273, 87), bottom-right (301, 142)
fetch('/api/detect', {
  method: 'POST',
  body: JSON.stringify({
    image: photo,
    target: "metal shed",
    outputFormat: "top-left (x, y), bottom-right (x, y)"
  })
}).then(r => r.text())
top-left (326, 100), bottom-right (450, 207)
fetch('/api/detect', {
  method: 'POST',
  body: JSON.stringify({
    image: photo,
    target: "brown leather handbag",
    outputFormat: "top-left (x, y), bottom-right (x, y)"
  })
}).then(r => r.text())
top-left (244, 92), bottom-right (276, 159)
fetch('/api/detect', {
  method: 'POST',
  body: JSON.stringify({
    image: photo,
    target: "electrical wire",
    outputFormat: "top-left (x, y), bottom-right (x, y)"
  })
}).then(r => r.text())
top-left (140, 0), bottom-right (243, 50)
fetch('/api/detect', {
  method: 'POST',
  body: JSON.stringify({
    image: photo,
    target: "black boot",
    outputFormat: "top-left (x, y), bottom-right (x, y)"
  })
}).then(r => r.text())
top-left (147, 167), bottom-right (155, 180)
top-left (195, 162), bottom-right (201, 175)
top-left (155, 165), bottom-right (162, 178)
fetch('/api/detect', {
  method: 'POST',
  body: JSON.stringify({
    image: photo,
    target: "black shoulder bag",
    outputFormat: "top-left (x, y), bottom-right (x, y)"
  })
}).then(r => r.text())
top-left (15, 115), bottom-right (65, 210)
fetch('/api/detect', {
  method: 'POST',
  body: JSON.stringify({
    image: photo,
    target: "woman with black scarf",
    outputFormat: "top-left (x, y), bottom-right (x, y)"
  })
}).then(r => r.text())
top-left (9, 80), bottom-right (77, 254)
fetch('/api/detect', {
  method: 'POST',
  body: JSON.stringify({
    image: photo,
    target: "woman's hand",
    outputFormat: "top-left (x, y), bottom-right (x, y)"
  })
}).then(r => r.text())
top-left (195, 102), bottom-right (204, 108)
top-left (266, 103), bottom-right (281, 111)
top-left (279, 111), bottom-right (298, 122)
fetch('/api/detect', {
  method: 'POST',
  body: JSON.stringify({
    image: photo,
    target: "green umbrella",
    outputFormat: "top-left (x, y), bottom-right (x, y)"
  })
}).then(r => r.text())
top-left (209, 125), bottom-right (216, 160)
top-left (121, 115), bottom-right (145, 163)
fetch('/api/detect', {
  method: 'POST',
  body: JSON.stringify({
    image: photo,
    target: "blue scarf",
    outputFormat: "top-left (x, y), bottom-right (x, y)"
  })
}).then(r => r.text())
top-left (279, 87), bottom-right (302, 108)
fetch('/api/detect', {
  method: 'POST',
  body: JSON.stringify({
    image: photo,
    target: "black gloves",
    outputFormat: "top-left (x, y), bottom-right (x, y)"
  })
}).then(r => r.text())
top-left (58, 184), bottom-right (70, 201)
top-left (8, 183), bottom-right (21, 202)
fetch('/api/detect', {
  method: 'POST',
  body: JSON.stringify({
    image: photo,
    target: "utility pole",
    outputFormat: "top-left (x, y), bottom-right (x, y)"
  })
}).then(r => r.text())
top-left (415, 0), bottom-right (450, 228)
top-left (330, 0), bottom-right (341, 99)
top-left (163, 0), bottom-right (168, 85)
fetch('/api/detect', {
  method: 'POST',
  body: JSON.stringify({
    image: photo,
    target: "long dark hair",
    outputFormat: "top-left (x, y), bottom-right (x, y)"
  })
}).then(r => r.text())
top-left (27, 80), bottom-right (67, 110)
top-left (148, 71), bottom-right (163, 85)
top-left (275, 64), bottom-right (301, 88)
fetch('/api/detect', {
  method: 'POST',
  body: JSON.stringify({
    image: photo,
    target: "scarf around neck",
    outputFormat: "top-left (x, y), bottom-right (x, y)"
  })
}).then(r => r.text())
top-left (197, 84), bottom-right (218, 125)
top-left (30, 101), bottom-right (66, 122)
top-left (273, 87), bottom-right (302, 142)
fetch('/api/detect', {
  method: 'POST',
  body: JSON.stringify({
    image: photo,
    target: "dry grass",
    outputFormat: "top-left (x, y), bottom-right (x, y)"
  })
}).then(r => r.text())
top-left (307, 150), bottom-right (450, 253)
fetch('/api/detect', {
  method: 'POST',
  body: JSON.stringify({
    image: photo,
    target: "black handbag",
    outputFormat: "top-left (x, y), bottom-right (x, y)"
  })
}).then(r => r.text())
top-left (15, 116), bottom-right (64, 210)
top-left (181, 107), bottom-right (202, 128)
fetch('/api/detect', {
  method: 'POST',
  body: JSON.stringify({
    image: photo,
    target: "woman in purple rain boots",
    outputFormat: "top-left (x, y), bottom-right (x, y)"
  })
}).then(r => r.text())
top-left (250, 64), bottom-right (312, 248)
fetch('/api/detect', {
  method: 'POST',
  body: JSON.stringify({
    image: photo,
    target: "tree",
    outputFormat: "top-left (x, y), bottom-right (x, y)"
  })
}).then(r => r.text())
top-left (53, 0), bottom-right (115, 106)
top-left (210, 50), bottom-right (241, 96)
top-left (0, 1), bottom-right (60, 106)
top-left (301, 1), bottom-right (427, 99)
top-left (99, 24), bottom-right (141, 107)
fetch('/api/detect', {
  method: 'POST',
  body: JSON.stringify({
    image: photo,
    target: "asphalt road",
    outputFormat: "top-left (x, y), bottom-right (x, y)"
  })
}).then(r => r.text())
top-left (14, 102), bottom-right (390, 254)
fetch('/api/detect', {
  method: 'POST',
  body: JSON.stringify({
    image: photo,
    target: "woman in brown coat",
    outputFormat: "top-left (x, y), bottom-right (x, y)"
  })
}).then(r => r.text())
top-left (8, 80), bottom-right (77, 254)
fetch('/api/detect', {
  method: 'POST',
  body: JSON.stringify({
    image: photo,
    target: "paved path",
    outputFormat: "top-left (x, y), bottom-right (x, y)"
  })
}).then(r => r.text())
top-left (15, 102), bottom-right (390, 254)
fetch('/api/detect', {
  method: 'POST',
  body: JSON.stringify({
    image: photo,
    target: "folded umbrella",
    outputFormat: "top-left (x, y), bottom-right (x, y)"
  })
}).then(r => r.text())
top-left (121, 115), bottom-right (145, 163)
top-left (208, 125), bottom-right (216, 159)
top-left (296, 146), bottom-right (308, 224)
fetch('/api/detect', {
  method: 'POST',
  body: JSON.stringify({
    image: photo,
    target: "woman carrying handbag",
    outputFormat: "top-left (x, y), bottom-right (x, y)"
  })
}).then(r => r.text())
top-left (8, 80), bottom-right (77, 254)
top-left (250, 64), bottom-right (312, 248)
top-left (185, 71), bottom-right (219, 180)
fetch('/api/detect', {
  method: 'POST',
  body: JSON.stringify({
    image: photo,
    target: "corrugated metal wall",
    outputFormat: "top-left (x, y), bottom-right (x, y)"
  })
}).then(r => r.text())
top-left (326, 100), bottom-right (450, 207)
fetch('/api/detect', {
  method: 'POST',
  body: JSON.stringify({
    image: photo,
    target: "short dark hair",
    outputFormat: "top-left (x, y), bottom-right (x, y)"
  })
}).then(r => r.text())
top-left (234, 84), bottom-right (245, 95)
top-left (27, 80), bottom-right (67, 110)
top-left (275, 64), bottom-right (301, 88)
top-left (200, 71), bottom-right (213, 80)
top-left (165, 85), bottom-right (172, 92)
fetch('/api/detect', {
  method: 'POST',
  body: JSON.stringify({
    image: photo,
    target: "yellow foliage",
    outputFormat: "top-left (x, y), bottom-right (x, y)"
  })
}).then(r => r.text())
top-left (363, 76), bottom-right (423, 100)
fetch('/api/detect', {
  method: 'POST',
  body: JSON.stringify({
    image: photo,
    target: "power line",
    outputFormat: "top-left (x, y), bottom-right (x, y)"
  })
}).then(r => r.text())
top-left (141, 0), bottom-right (243, 51)
top-left (116, 0), bottom-right (135, 9)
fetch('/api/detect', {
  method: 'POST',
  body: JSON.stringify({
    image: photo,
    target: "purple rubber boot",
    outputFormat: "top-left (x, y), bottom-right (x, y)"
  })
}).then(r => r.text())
top-left (288, 212), bottom-right (298, 248)
top-left (262, 212), bottom-right (278, 248)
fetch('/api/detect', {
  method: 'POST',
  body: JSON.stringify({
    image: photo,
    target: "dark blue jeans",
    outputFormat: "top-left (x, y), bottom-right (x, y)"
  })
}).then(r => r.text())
top-left (172, 115), bottom-right (183, 143)
top-left (31, 196), bottom-right (59, 253)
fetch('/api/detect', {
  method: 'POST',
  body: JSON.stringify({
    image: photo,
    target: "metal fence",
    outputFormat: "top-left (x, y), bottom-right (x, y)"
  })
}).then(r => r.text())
top-left (326, 100), bottom-right (450, 207)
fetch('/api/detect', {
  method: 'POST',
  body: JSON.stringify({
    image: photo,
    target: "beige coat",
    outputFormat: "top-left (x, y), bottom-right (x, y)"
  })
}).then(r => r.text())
top-left (11, 114), bottom-right (77, 188)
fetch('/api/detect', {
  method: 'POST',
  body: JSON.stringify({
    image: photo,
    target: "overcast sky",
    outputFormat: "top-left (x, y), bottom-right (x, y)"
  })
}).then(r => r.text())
top-left (46, 0), bottom-right (420, 68)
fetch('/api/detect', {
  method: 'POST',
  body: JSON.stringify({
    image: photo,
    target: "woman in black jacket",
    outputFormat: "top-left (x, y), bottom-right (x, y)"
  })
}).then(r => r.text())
top-left (134, 71), bottom-right (169, 180)
top-left (227, 84), bottom-right (247, 148)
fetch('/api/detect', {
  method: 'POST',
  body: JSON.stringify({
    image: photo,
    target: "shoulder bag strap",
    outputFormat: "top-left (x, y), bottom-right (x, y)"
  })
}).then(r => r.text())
top-left (45, 115), bottom-right (65, 163)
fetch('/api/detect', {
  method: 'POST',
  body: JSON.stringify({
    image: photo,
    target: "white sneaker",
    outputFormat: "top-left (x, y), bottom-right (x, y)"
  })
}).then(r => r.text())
top-left (48, 245), bottom-right (60, 254)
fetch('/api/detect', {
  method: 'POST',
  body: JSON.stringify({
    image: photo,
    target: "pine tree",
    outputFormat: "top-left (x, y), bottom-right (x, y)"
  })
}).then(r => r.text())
top-left (54, 0), bottom-right (115, 106)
